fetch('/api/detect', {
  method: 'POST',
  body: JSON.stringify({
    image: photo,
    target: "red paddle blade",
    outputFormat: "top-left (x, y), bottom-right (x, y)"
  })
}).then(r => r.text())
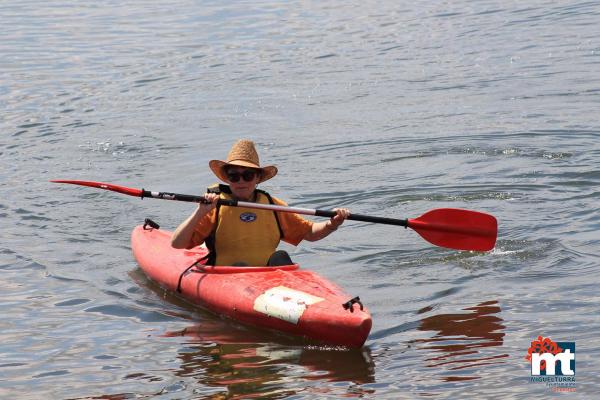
top-left (51, 180), bottom-right (143, 197)
top-left (408, 208), bottom-right (498, 251)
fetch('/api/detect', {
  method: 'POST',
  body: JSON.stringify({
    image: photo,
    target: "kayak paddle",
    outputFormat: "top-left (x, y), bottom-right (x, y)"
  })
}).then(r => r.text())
top-left (51, 179), bottom-right (497, 251)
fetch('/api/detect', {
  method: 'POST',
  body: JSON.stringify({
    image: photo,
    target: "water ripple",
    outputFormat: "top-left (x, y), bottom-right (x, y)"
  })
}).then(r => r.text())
top-left (3, 0), bottom-right (600, 398)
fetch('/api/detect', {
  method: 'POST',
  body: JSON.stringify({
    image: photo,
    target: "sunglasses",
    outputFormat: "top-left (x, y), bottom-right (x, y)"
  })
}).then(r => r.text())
top-left (226, 169), bottom-right (259, 183)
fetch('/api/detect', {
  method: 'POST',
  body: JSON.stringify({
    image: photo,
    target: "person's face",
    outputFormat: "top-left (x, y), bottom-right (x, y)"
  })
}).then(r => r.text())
top-left (224, 166), bottom-right (261, 201)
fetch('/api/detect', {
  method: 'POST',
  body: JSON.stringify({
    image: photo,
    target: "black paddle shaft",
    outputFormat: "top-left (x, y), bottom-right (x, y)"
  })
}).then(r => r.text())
top-left (141, 189), bottom-right (408, 227)
top-left (141, 189), bottom-right (240, 205)
top-left (315, 209), bottom-right (409, 227)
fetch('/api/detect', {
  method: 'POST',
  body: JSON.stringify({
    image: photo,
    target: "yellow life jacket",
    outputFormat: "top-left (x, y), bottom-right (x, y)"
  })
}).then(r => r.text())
top-left (204, 184), bottom-right (282, 266)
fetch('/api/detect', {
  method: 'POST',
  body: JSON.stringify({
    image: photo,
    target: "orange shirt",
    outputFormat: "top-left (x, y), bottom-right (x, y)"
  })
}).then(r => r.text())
top-left (187, 195), bottom-right (313, 248)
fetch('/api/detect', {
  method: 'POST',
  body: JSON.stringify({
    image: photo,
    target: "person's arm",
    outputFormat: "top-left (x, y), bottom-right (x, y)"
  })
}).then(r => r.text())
top-left (303, 208), bottom-right (349, 242)
top-left (171, 193), bottom-right (219, 249)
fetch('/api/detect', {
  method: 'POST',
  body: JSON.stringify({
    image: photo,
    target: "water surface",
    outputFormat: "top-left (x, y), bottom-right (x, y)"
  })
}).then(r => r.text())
top-left (1, 1), bottom-right (599, 398)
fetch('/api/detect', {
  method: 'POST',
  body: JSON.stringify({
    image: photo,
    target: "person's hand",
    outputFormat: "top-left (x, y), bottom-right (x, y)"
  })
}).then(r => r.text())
top-left (198, 193), bottom-right (219, 215)
top-left (326, 208), bottom-right (350, 231)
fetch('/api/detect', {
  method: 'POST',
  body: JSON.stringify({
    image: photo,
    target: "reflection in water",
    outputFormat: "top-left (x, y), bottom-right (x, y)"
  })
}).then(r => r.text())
top-left (414, 300), bottom-right (507, 382)
top-left (165, 322), bottom-right (375, 398)
top-left (130, 269), bottom-right (375, 398)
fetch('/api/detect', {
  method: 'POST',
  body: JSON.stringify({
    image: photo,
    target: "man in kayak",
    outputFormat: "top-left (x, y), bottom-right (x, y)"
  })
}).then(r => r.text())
top-left (171, 139), bottom-right (349, 266)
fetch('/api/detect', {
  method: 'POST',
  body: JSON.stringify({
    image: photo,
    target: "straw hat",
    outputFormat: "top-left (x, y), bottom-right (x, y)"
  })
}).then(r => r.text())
top-left (209, 139), bottom-right (278, 183)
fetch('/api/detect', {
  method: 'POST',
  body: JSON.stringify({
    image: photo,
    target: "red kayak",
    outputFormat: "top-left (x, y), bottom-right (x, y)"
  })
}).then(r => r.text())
top-left (131, 225), bottom-right (372, 347)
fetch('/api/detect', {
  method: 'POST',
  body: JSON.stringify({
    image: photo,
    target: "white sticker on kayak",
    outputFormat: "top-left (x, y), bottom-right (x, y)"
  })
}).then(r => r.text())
top-left (253, 286), bottom-right (324, 325)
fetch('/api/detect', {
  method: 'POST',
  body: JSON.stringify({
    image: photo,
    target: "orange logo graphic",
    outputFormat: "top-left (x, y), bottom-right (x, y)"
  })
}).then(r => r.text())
top-left (525, 336), bottom-right (563, 371)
